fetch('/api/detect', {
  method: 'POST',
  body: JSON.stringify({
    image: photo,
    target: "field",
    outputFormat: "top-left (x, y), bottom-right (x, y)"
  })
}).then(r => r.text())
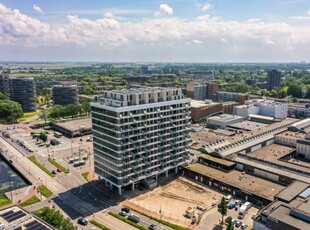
top-left (127, 177), bottom-right (222, 226)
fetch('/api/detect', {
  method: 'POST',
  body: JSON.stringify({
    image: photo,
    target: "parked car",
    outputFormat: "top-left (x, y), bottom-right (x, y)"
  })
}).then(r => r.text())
top-left (241, 223), bottom-right (248, 229)
top-left (121, 207), bottom-right (130, 213)
top-left (228, 203), bottom-right (236, 209)
top-left (52, 170), bottom-right (57, 174)
top-left (235, 200), bottom-right (241, 205)
top-left (77, 218), bottom-right (88, 225)
top-left (235, 221), bottom-right (242, 227)
top-left (225, 195), bottom-right (232, 202)
top-left (149, 224), bottom-right (156, 230)
top-left (57, 168), bottom-right (62, 173)
top-left (119, 211), bottom-right (127, 217)
top-left (197, 205), bottom-right (206, 211)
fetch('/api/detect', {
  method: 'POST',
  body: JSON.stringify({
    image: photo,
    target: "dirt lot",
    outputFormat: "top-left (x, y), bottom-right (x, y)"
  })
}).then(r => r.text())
top-left (127, 177), bottom-right (223, 226)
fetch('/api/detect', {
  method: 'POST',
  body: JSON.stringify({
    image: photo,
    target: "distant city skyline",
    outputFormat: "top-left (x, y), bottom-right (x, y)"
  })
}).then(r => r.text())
top-left (0, 0), bottom-right (310, 62)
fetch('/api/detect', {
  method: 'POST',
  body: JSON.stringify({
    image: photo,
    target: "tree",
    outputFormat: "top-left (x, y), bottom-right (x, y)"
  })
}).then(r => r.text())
top-left (278, 89), bottom-right (287, 98)
top-left (271, 89), bottom-right (278, 98)
top-left (38, 207), bottom-right (74, 230)
top-left (39, 132), bottom-right (48, 142)
top-left (81, 99), bottom-right (91, 116)
top-left (217, 196), bottom-right (228, 225)
top-left (81, 86), bottom-right (95, 95)
top-left (287, 84), bottom-right (302, 98)
top-left (49, 105), bottom-right (65, 119)
top-left (65, 104), bottom-right (81, 119)
top-left (0, 92), bottom-right (9, 100)
top-left (0, 100), bottom-right (23, 123)
top-left (226, 216), bottom-right (234, 230)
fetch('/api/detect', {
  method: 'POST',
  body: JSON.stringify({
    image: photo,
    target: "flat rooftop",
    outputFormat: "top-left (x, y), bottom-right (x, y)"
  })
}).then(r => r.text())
top-left (275, 131), bottom-right (306, 140)
top-left (191, 100), bottom-right (218, 108)
top-left (276, 181), bottom-right (310, 202)
top-left (101, 87), bottom-right (179, 94)
top-left (208, 114), bottom-right (243, 122)
top-left (187, 163), bottom-right (285, 201)
top-left (0, 205), bottom-right (53, 229)
top-left (227, 121), bottom-right (268, 131)
top-left (199, 153), bottom-right (236, 167)
top-left (53, 118), bottom-right (91, 132)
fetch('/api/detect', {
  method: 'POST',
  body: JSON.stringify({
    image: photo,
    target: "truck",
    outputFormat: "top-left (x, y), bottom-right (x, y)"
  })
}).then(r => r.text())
top-left (238, 202), bottom-right (252, 219)
top-left (128, 213), bottom-right (140, 223)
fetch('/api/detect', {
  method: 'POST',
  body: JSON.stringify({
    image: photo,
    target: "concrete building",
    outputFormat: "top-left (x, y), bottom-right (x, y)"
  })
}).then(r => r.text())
top-left (5, 77), bottom-right (36, 112)
top-left (217, 92), bottom-right (249, 104)
top-left (259, 101), bottom-right (288, 119)
top-left (190, 100), bottom-right (222, 123)
top-left (233, 104), bottom-right (260, 118)
top-left (52, 118), bottom-right (92, 137)
top-left (253, 181), bottom-right (310, 230)
top-left (186, 83), bottom-right (218, 100)
top-left (296, 138), bottom-right (310, 160)
top-left (51, 85), bottom-right (78, 105)
top-left (207, 114), bottom-right (244, 129)
top-left (267, 69), bottom-right (282, 91)
top-left (91, 87), bottom-right (191, 194)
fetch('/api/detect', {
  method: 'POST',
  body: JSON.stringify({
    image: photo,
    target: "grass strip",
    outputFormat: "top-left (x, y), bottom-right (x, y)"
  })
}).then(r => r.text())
top-left (90, 220), bottom-right (111, 230)
top-left (38, 185), bottom-right (53, 198)
top-left (108, 211), bottom-right (147, 230)
top-left (28, 156), bottom-right (55, 177)
top-left (48, 158), bottom-right (69, 174)
top-left (124, 205), bottom-right (191, 230)
top-left (20, 195), bottom-right (41, 207)
top-left (0, 194), bottom-right (12, 207)
top-left (82, 172), bottom-right (89, 182)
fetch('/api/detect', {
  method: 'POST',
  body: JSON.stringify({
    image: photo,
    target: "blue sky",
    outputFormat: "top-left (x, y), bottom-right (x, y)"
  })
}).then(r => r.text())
top-left (0, 0), bottom-right (310, 62)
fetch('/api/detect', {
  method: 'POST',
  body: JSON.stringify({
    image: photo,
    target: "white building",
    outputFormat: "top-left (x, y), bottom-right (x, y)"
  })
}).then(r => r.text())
top-left (233, 104), bottom-right (260, 118)
top-left (259, 101), bottom-right (288, 119)
top-left (207, 114), bottom-right (244, 129)
top-left (91, 87), bottom-right (191, 194)
top-left (296, 138), bottom-right (310, 159)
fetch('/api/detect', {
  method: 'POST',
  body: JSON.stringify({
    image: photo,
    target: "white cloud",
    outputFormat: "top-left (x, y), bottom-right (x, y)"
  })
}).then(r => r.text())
top-left (192, 39), bottom-right (203, 44)
top-left (0, 3), bottom-right (310, 61)
top-left (247, 18), bottom-right (262, 23)
top-left (154, 4), bottom-right (173, 17)
top-left (290, 9), bottom-right (310, 20)
top-left (33, 4), bottom-right (44, 15)
top-left (200, 3), bottom-right (213, 11)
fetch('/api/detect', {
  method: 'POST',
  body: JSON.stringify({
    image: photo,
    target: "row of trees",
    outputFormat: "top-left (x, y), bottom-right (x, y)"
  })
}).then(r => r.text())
top-left (37, 207), bottom-right (74, 230)
top-left (0, 92), bottom-right (24, 123)
top-left (217, 196), bottom-right (234, 230)
top-left (49, 99), bottom-right (91, 119)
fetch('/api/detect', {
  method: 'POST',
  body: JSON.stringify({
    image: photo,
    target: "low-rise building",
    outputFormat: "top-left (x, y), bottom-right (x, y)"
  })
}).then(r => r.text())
top-left (233, 104), bottom-right (260, 118)
top-left (253, 181), bottom-right (310, 230)
top-left (207, 114), bottom-right (244, 129)
top-left (296, 138), bottom-right (310, 160)
top-left (190, 100), bottom-right (222, 123)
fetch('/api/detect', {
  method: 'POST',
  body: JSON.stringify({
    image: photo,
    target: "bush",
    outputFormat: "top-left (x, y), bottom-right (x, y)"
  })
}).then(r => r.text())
top-left (124, 206), bottom-right (191, 230)
top-left (38, 185), bottom-right (53, 198)
top-left (37, 207), bottom-right (74, 230)
top-left (108, 211), bottom-right (147, 230)
top-left (90, 220), bottom-right (111, 230)
top-left (82, 172), bottom-right (89, 182)
top-left (48, 158), bottom-right (69, 174)
top-left (20, 195), bottom-right (41, 207)
top-left (28, 156), bottom-right (55, 177)
top-left (0, 194), bottom-right (12, 207)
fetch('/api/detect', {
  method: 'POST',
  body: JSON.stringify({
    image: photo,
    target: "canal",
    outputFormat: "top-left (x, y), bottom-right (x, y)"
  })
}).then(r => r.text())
top-left (0, 158), bottom-right (30, 194)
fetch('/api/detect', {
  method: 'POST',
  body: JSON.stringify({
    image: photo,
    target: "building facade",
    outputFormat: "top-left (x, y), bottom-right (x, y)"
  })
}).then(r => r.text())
top-left (267, 69), bottom-right (282, 91)
top-left (186, 83), bottom-right (218, 100)
top-left (91, 88), bottom-right (191, 194)
top-left (51, 85), bottom-right (78, 105)
top-left (5, 77), bottom-right (36, 112)
top-left (207, 114), bottom-right (244, 129)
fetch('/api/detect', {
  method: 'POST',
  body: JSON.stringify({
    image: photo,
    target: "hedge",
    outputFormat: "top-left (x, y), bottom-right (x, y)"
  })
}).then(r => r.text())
top-left (90, 220), bottom-right (111, 230)
top-left (48, 158), bottom-right (69, 174)
top-left (28, 156), bottom-right (55, 177)
top-left (108, 211), bottom-right (147, 230)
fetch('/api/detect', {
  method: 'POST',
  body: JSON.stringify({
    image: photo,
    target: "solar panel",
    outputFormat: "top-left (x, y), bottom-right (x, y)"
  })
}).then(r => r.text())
top-left (2, 211), bottom-right (22, 221)
top-left (25, 220), bottom-right (40, 229)
top-left (35, 226), bottom-right (50, 230)
top-left (1, 210), bottom-right (14, 218)
top-left (6, 212), bottom-right (26, 223)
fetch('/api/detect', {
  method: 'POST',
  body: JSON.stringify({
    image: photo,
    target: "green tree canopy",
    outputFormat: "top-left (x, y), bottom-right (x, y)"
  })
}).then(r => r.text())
top-left (38, 207), bottom-right (74, 230)
top-left (226, 216), bottom-right (234, 230)
top-left (287, 84), bottom-right (302, 98)
top-left (0, 100), bottom-right (23, 123)
top-left (0, 92), bottom-right (9, 100)
top-left (217, 196), bottom-right (228, 225)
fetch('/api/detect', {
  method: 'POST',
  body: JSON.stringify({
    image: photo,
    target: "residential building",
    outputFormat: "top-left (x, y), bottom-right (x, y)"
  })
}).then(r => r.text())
top-left (233, 104), bottom-right (260, 118)
top-left (207, 114), bottom-right (244, 129)
top-left (217, 92), bottom-right (249, 104)
top-left (253, 181), bottom-right (310, 230)
top-left (186, 83), bottom-right (218, 100)
top-left (296, 138), bottom-right (310, 159)
top-left (51, 85), bottom-right (78, 105)
top-left (6, 77), bottom-right (36, 112)
top-left (259, 101), bottom-right (288, 119)
top-left (91, 87), bottom-right (191, 194)
top-left (190, 100), bottom-right (222, 123)
top-left (267, 69), bottom-right (281, 91)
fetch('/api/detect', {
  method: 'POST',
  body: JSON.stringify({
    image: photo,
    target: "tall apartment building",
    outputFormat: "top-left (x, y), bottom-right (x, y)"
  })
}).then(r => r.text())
top-left (267, 69), bottom-right (281, 91)
top-left (186, 83), bottom-right (218, 100)
top-left (5, 77), bottom-right (36, 112)
top-left (51, 85), bottom-right (78, 105)
top-left (91, 87), bottom-right (191, 194)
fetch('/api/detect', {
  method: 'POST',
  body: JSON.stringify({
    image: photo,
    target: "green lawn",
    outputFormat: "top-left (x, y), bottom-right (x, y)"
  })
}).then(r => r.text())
top-left (48, 158), bottom-right (69, 174)
top-left (38, 185), bottom-right (53, 198)
top-left (20, 195), bottom-right (41, 207)
top-left (82, 172), bottom-right (89, 182)
top-left (28, 156), bottom-right (55, 177)
top-left (124, 206), bottom-right (191, 230)
top-left (108, 211), bottom-right (147, 230)
top-left (0, 194), bottom-right (12, 207)
top-left (90, 220), bottom-right (111, 230)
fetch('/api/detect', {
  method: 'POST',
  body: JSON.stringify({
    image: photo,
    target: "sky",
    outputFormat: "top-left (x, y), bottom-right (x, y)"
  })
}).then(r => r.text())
top-left (0, 0), bottom-right (310, 62)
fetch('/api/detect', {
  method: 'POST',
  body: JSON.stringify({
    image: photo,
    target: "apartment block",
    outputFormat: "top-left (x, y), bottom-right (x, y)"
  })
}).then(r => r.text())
top-left (91, 87), bottom-right (191, 194)
top-left (186, 83), bottom-right (218, 100)
top-left (51, 85), bottom-right (78, 105)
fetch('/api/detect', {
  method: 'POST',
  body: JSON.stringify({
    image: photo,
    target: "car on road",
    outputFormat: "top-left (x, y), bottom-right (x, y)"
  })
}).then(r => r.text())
top-left (52, 170), bottom-right (57, 174)
top-left (119, 211), bottom-right (128, 217)
top-left (77, 218), bottom-right (88, 225)
top-left (57, 168), bottom-right (62, 173)
top-left (228, 203), bottom-right (235, 209)
top-left (121, 207), bottom-right (130, 213)
top-left (149, 224), bottom-right (156, 230)
top-left (241, 223), bottom-right (248, 229)
top-left (197, 205), bottom-right (206, 211)
top-left (235, 221), bottom-right (242, 227)
top-left (225, 195), bottom-right (232, 202)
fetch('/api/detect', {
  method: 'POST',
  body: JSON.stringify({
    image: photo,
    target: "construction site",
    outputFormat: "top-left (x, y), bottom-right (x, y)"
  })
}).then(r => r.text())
top-left (125, 177), bottom-right (223, 226)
